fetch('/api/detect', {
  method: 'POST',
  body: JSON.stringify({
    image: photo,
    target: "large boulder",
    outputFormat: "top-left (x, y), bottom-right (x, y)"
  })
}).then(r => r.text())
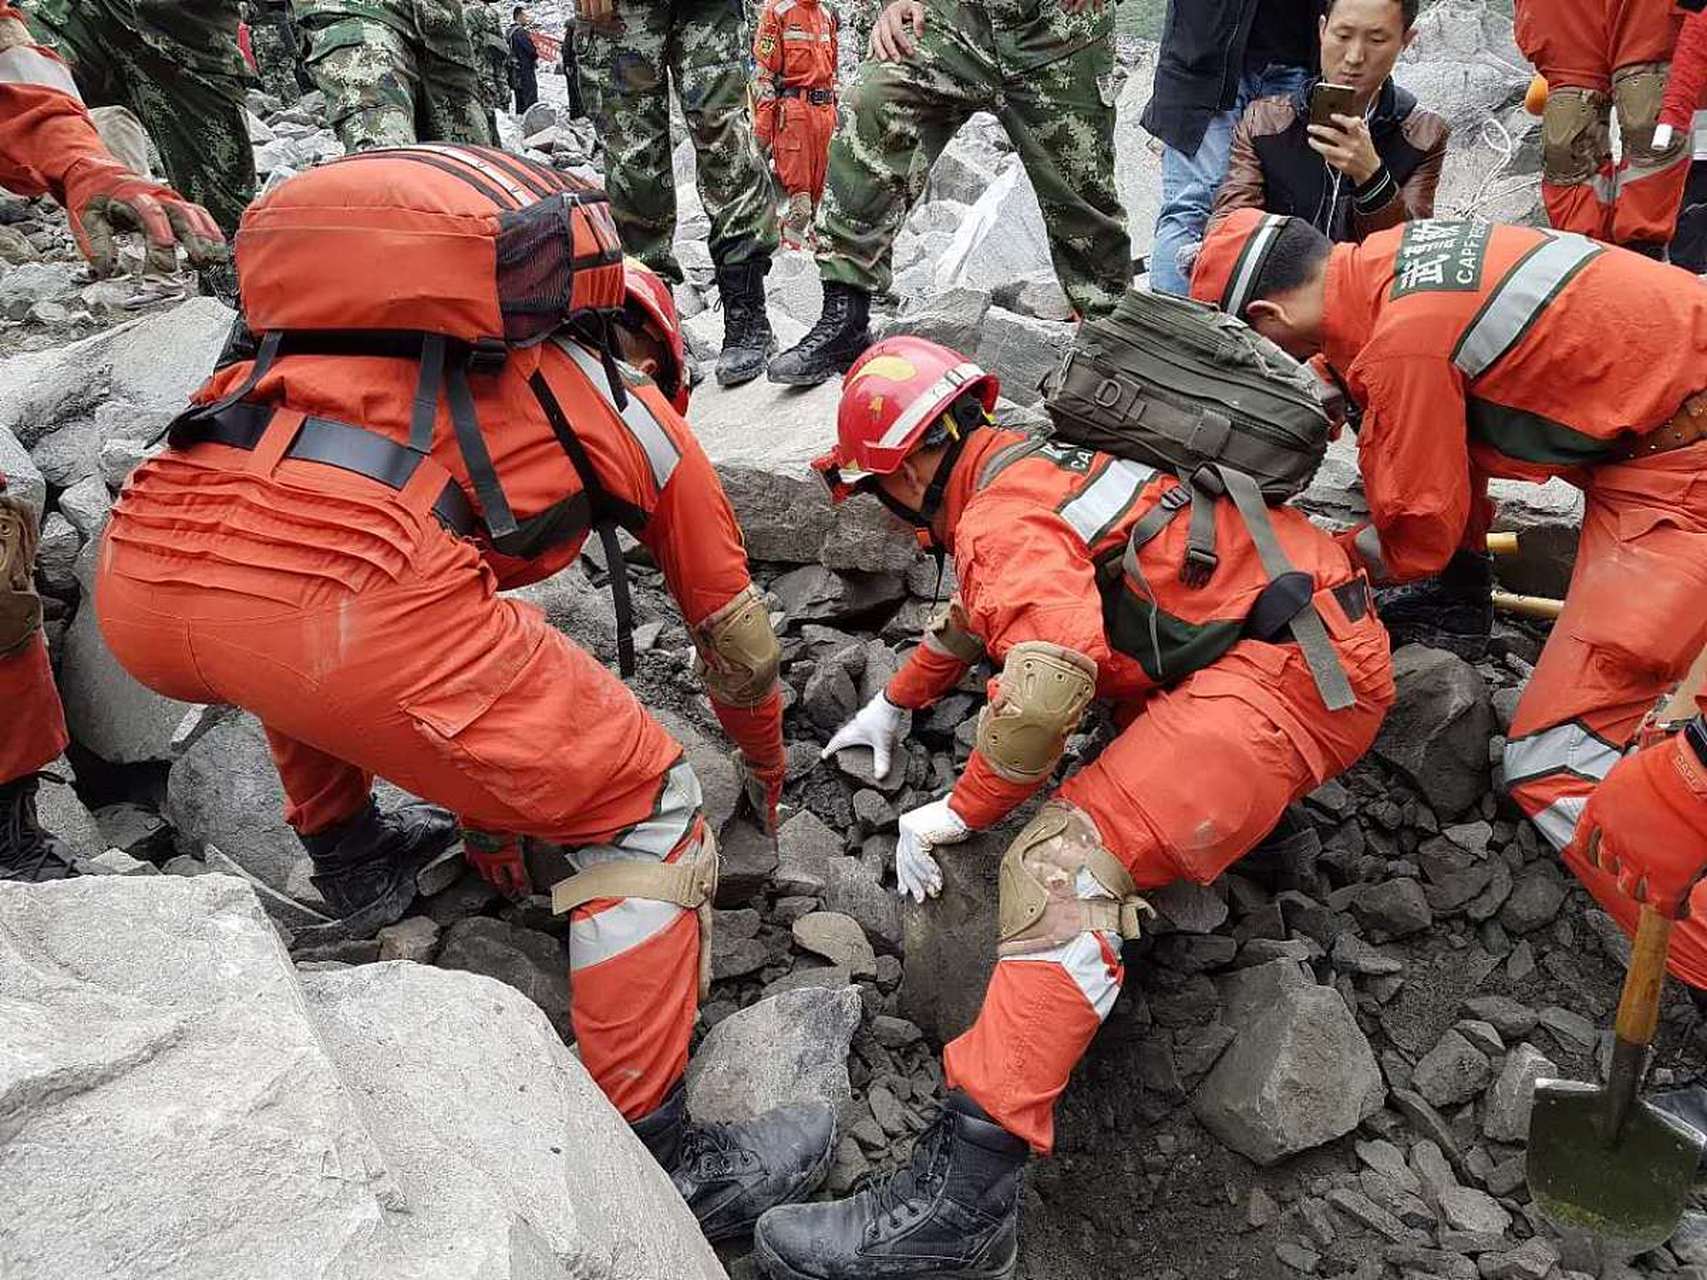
top-left (1371, 645), bottom-right (1495, 821)
top-left (689, 377), bottom-right (917, 572)
top-left (1488, 479), bottom-right (1585, 600)
top-left (933, 164), bottom-right (1056, 298)
top-left (0, 875), bottom-right (726, 1280)
top-left (1113, 41), bottom-right (1164, 262)
top-left (685, 985), bottom-right (862, 1124)
top-left (1393, 6), bottom-right (1529, 141)
top-left (60, 540), bottom-right (202, 765)
top-left (0, 424), bottom-right (44, 520)
top-left (166, 711), bottom-right (311, 894)
top-left (1191, 980), bottom-right (1385, 1166)
top-left (973, 308), bottom-right (1074, 407)
top-left (898, 826), bottom-right (1010, 1042)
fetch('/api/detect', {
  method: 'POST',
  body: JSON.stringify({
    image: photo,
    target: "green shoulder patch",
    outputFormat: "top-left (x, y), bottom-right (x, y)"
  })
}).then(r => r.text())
top-left (1390, 220), bottom-right (1493, 300)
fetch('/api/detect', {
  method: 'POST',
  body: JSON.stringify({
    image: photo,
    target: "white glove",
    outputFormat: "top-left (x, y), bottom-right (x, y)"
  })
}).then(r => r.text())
top-left (1655, 122), bottom-right (1676, 152)
top-left (895, 796), bottom-right (971, 903)
top-left (821, 692), bottom-right (910, 781)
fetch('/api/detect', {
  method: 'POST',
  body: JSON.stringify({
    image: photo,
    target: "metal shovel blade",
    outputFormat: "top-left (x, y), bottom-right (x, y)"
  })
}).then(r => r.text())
top-left (1527, 1079), bottom-right (1705, 1253)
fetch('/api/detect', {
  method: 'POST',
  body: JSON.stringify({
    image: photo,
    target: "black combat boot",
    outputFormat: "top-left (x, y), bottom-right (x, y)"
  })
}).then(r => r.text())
top-left (0, 774), bottom-right (79, 883)
top-left (715, 258), bottom-right (777, 388)
top-left (632, 1081), bottom-right (837, 1243)
top-left (766, 281), bottom-right (872, 386)
top-left (1374, 548), bottom-right (1496, 662)
top-left (753, 1091), bottom-right (1027, 1280)
top-left (300, 799), bottom-right (457, 938)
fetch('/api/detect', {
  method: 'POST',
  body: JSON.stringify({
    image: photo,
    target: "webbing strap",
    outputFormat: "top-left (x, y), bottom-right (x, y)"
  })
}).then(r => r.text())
top-left (1183, 482), bottom-right (1219, 586)
top-left (550, 832), bottom-right (717, 914)
top-left (445, 360), bottom-right (518, 542)
top-left (409, 333), bottom-right (446, 454)
top-left (1217, 467), bottom-right (1356, 711)
top-left (1124, 485), bottom-right (1190, 557)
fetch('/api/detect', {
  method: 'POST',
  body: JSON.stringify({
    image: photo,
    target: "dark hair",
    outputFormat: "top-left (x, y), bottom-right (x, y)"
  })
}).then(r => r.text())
top-left (1250, 217), bottom-right (1333, 305)
top-left (514, 4), bottom-right (525, 16)
top-left (1323, 0), bottom-right (1419, 32)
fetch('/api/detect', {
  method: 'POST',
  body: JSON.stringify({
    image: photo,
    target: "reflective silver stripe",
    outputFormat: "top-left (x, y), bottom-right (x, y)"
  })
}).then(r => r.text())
top-left (1502, 721), bottom-right (1623, 787)
top-left (1223, 213), bottom-right (1287, 316)
top-left (0, 45), bottom-right (81, 99)
top-left (569, 897), bottom-right (685, 969)
top-left (874, 361), bottom-right (986, 449)
top-left (1453, 232), bottom-right (1602, 379)
top-left (1529, 795), bottom-right (1586, 853)
top-left (1619, 149), bottom-right (1690, 191)
top-left (554, 336), bottom-right (681, 491)
top-left (1058, 458), bottom-right (1155, 545)
top-left (411, 142), bottom-right (535, 207)
top-left (569, 759), bottom-right (701, 865)
top-left (1001, 931), bottom-right (1121, 1020)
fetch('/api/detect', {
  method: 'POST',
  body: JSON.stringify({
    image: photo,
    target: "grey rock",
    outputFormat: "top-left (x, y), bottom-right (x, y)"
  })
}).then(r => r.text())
top-left (1151, 879), bottom-right (1230, 933)
top-left (1332, 932), bottom-right (1404, 976)
top-left (771, 564), bottom-right (906, 627)
top-left (991, 273), bottom-right (1075, 323)
top-left (1215, 958), bottom-right (1312, 1027)
top-left (98, 436), bottom-right (156, 489)
top-left (972, 308), bottom-right (1074, 407)
top-left (932, 162), bottom-right (1059, 298)
top-left (0, 424), bottom-right (44, 518)
top-left (56, 473), bottom-right (111, 538)
top-left (1351, 878), bottom-right (1434, 941)
top-left (521, 101), bottom-right (559, 136)
top-left (28, 418), bottom-right (97, 488)
top-left (822, 857), bottom-right (902, 956)
top-left (1455, 1019), bottom-right (1504, 1056)
top-left (774, 810), bottom-right (843, 895)
top-left (651, 707), bottom-right (741, 833)
top-left (0, 261), bottom-right (78, 319)
top-left (1672, 1211), bottom-right (1707, 1268)
top-left (1538, 1005), bottom-right (1598, 1052)
top-left (924, 129), bottom-right (1007, 205)
top-left (685, 985), bottom-right (862, 1124)
top-left (711, 933), bottom-right (769, 981)
top-left (898, 826), bottom-right (1007, 1042)
top-left (1409, 1139), bottom-right (1459, 1209)
top-left (1393, 5), bottom-right (1528, 140)
top-left (1482, 1238), bottom-right (1561, 1280)
top-left (204, 845), bottom-right (333, 931)
top-left (33, 511), bottom-right (79, 594)
top-left (765, 252), bottom-right (827, 328)
top-left (81, 849), bottom-right (156, 876)
top-left (761, 964), bottom-right (853, 1000)
top-left (716, 818), bottom-right (779, 905)
top-left (1482, 1042), bottom-right (1557, 1143)
top-left (1356, 1138), bottom-right (1423, 1196)
top-left (1498, 870), bottom-right (1567, 934)
top-left (1437, 1185), bottom-right (1511, 1236)
top-left (792, 911), bottom-right (877, 977)
top-left (1192, 984), bottom-right (1385, 1166)
top-left (34, 763), bottom-right (104, 862)
top-left (1463, 995), bottom-right (1539, 1039)
top-left (506, 564), bottom-right (618, 662)
top-left (436, 917), bottom-right (569, 1040)
top-left (1325, 1189), bottom-right (1412, 1243)
top-left (376, 916), bottom-right (440, 964)
top-left (166, 712), bottom-right (307, 892)
top-left (1410, 1030), bottom-right (1492, 1109)
top-left (889, 286), bottom-right (992, 356)
top-left (1372, 646), bottom-right (1496, 820)
top-left (63, 540), bottom-right (200, 764)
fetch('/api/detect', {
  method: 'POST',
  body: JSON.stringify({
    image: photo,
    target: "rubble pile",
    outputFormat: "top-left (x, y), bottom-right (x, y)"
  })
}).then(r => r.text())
top-left (4, 6), bottom-right (1698, 1278)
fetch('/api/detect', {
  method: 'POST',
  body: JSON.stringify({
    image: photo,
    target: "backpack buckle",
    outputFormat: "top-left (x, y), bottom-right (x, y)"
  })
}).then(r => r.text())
top-left (1180, 545), bottom-right (1218, 587)
top-left (466, 337), bottom-right (508, 375)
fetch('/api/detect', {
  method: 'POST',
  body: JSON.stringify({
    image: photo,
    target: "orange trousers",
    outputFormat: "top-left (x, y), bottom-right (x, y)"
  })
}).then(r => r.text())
top-left (1504, 442), bottom-right (1707, 987)
top-left (943, 607), bottom-right (1396, 1153)
top-left (96, 445), bottom-right (700, 1119)
top-left (773, 97), bottom-right (836, 202)
top-left (1, 632), bottom-right (69, 783)
top-left (1516, 0), bottom-right (1687, 245)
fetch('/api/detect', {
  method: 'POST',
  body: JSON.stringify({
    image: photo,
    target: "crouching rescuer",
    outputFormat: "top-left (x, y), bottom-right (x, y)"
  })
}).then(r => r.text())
top-left (751, 335), bottom-right (1396, 1279)
top-left (93, 147), bottom-right (829, 1238)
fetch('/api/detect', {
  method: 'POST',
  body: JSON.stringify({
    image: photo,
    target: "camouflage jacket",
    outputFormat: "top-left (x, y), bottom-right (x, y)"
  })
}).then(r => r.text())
top-left (24, 0), bottom-right (248, 77)
top-left (462, 0), bottom-right (506, 53)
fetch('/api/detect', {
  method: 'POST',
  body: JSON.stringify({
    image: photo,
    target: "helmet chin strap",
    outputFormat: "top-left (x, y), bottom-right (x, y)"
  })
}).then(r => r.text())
top-left (871, 424), bottom-right (975, 599)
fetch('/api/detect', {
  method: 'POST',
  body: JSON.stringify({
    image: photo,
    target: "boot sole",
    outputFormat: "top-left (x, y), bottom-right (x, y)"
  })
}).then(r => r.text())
top-left (703, 1113), bottom-right (839, 1245)
top-left (750, 1226), bottom-right (1016, 1280)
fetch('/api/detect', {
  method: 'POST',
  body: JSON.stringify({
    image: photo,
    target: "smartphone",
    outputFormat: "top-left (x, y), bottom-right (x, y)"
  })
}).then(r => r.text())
top-left (1309, 82), bottom-right (1358, 129)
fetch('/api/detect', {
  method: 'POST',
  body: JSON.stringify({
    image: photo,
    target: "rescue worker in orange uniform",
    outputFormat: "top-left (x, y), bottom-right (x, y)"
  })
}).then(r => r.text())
top-left (0, 0), bottom-right (223, 883)
top-left (1190, 207), bottom-right (1707, 987)
top-left (94, 146), bottom-right (831, 1237)
top-left (1513, 0), bottom-right (1690, 253)
top-left (752, 0), bottom-right (837, 250)
top-left (752, 337), bottom-right (1395, 1280)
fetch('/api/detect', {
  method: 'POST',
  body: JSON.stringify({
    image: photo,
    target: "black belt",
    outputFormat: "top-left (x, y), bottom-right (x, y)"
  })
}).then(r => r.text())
top-left (777, 86), bottom-right (834, 104)
top-left (190, 403), bottom-right (478, 537)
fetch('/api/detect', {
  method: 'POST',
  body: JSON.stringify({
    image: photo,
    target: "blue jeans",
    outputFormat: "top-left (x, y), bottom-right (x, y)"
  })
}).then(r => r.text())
top-left (1150, 62), bottom-right (1313, 295)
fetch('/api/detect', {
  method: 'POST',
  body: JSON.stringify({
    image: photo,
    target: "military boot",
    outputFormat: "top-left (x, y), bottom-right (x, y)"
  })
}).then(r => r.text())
top-left (767, 281), bottom-right (872, 386)
top-left (1374, 548), bottom-right (1496, 662)
top-left (300, 800), bottom-right (457, 938)
top-left (632, 1081), bottom-right (837, 1243)
top-left (715, 259), bottom-right (777, 388)
top-left (0, 774), bottom-right (79, 883)
top-left (753, 1091), bottom-right (1027, 1280)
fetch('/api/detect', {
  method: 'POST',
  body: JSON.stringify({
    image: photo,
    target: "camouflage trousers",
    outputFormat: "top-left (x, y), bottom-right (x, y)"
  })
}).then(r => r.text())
top-left (579, 0), bottom-right (778, 282)
top-left (477, 48), bottom-right (509, 108)
top-left (250, 8), bottom-right (303, 106)
top-left (300, 14), bottom-right (493, 150)
top-left (24, 0), bottom-right (256, 235)
top-left (817, 0), bottom-right (1130, 318)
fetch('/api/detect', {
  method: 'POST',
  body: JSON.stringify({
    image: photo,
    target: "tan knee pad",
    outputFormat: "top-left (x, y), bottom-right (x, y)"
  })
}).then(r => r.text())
top-left (997, 802), bottom-right (1151, 958)
top-left (1542, 86), bottom-right (1612, 185)
top-left (1614, 62), bottom-right (1686, 167)
top-left (692, 584), bottom-right (781, 709)
top-left (0, 492), bottom-right (42, 658)
top-left (975, 641), bottom-right (1096, 783)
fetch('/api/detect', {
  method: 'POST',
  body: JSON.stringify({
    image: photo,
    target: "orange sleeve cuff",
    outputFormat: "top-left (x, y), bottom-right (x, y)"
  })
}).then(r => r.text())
top-left (885, 646), bottom-right (969, 712)
top-left (949, 752), bottom-right (1040, 831)
top-left (711, 685), bottom-right (786, 774)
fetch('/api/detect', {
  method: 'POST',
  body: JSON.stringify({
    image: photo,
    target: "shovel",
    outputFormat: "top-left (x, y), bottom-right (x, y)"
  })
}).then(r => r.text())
top-left (1527, 650), bottom-right (1707, 1251)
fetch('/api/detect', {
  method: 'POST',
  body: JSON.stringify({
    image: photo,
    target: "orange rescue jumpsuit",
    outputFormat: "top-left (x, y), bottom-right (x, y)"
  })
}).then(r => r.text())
top-left (752, 0), bottom-right (838, 209)
top-left (1317, 219), bottom-right (1707, 984)
top-left (95, 335), bottom-right (784, 1120)
top-left (883, 429), bottom-right (1395, 1153)
top-left (1514, 0), bottom-right (1687, 247)
top-left (0, 4), bottom-right (109, 785)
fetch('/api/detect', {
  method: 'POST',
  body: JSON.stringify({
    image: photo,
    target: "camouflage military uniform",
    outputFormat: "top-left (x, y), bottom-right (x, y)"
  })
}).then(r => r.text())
top-left (817, 0), bottom-right (1130, 317)
top-left (250, 0), bottom-right (305, 106)
top-left (291, 0), bottom-right (492, 150)
top-left (579, 0), bottom-right (778, 282)
top-left (461, 0), bottom-right (509, 111)
top-left (22, 0), bottom-right (257, 235)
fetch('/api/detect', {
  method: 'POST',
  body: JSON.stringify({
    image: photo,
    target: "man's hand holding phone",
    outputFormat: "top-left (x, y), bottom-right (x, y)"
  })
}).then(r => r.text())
top-left (1306, 83), bottom-right (1380, 187)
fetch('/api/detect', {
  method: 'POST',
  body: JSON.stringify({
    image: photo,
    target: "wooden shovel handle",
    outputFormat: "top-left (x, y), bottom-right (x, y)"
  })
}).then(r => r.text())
top-left (1616, 906), bottom-right (1675, 1049)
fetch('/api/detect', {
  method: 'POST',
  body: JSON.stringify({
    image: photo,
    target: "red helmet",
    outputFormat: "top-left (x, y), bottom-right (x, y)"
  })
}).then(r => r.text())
top-left (622, 257), bottom-right (690, 415)
top-left (812, 336), bottom-right (999, 503)
top-left (1188, 208), bottom-right (1292, 319)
